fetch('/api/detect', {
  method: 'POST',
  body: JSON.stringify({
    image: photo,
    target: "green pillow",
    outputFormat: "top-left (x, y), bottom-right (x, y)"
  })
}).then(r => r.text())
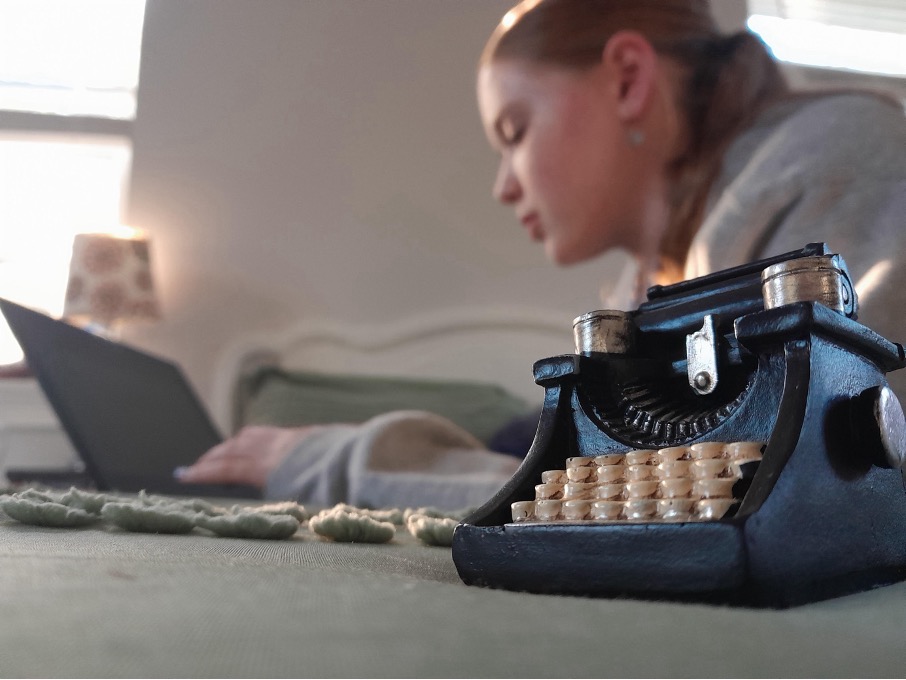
top-left (237, 367), bottom-right (532, 444)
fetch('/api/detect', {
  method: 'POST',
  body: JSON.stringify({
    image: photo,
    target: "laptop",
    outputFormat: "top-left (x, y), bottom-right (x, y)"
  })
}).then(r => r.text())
top-left (0, 298), bottom-right (260, 499)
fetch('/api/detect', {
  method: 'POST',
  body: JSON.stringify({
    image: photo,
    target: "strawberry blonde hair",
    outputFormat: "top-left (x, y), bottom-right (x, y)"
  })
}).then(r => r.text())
top-left (481, 0), bottom-right (789, 280)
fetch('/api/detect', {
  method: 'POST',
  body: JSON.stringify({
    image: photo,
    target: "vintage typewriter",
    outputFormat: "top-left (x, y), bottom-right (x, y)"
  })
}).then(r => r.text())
top-left (452, 243), bottom-right (906, 607)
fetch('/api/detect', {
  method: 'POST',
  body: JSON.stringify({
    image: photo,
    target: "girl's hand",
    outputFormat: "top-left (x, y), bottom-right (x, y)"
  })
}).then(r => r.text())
top-left (175, 425), bottom-right (319, 489)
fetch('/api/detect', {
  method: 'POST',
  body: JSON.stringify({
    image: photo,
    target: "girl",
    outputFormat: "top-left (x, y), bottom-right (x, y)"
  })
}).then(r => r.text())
top-left (180, 0), bottom-right (906, 508)
top-left (478, 0), bottom-right (904, 311)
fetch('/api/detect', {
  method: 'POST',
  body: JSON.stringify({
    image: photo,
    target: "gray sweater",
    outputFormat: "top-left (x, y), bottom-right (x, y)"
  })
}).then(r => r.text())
top-left (266, 92), bottom-right (906, 509)
top-left (688, 92), bottom-right (906, 399)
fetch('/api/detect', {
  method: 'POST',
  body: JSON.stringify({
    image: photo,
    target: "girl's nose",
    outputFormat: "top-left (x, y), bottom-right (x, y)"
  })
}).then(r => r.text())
top-left (493, 160), bottom-right (521, 205)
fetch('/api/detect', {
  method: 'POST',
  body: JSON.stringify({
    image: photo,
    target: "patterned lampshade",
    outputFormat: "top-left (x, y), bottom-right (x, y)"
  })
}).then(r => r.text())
top-left (63, 231), bottom-right (161, 329)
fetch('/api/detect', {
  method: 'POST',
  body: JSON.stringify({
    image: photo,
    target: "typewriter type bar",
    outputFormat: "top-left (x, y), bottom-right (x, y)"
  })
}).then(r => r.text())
top-left (452, 244), bottom-right (906, 607)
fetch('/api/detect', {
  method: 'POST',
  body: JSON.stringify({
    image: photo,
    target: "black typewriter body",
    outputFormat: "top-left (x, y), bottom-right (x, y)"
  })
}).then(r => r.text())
top-left (452, 243), bottom-right (906, 607)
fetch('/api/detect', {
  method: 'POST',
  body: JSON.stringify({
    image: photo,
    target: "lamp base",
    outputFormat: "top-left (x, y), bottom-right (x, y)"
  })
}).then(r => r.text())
top-left (0, 359), bottom-right (31, 379)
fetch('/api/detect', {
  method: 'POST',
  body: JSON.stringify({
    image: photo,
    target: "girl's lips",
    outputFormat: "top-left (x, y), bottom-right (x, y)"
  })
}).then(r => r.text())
top-left (520, 213), bottom-right (544, 241)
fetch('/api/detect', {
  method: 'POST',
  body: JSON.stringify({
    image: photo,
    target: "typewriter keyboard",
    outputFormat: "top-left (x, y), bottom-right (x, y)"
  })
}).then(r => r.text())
top-left (511, 441), bottom-right (764, 523)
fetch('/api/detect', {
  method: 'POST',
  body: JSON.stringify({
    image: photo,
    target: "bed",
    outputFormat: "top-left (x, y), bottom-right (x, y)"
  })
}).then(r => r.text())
top-left (208, 305), bottom-right (576, 441)
top-left (3, 306), bottom-right (906, 677)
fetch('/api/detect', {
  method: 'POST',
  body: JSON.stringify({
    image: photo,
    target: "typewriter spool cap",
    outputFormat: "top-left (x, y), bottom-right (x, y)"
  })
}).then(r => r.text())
top-left (573, 310), bottom-right (636, 355)
top-left (761, 253), bottom-right (856, 315)
top-left (452, 243), bottom-right (906, 607)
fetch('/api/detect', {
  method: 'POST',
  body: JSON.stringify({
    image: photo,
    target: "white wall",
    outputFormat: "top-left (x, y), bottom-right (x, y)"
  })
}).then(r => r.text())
top-left (125, 0), bottom-right (748, 407)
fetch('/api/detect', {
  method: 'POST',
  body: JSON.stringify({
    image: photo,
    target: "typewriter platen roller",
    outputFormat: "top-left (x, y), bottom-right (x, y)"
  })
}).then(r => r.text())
top-left (452, 243), bottom-right (906, 607)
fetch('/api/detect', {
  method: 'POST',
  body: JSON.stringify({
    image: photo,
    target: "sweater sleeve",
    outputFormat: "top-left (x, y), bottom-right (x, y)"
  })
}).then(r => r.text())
top-left (263, 410), bottom-right (522, 511)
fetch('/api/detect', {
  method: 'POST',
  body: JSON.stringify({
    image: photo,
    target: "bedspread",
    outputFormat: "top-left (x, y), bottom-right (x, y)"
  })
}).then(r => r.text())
top-left (0, 511), bottom-right (904, 678)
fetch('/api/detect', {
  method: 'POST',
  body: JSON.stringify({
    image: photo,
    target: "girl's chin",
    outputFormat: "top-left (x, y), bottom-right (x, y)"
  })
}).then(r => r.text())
top-left (547, 242), bottom-right (602, 267)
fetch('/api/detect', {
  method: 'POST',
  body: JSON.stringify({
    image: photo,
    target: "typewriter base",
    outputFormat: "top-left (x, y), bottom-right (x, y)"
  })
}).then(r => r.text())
top-left (453, 519), bottom-right (906, 608)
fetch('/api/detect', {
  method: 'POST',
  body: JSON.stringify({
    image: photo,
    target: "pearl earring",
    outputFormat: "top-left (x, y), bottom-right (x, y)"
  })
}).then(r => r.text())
top-left (628, 129), bottom-right (645, 147)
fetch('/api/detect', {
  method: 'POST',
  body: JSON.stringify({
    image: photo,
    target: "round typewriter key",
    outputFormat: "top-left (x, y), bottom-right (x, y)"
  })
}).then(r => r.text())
top-left (566, 466), bottom-right (596, 483)
top-left (659, 478), bottom-right (693, 498)
top-left (590, 501), bottom-right (623, 520)
top-left (657, 498), bottom-right (694, 521)
top-left (625, 464), bottom-right (654, 481)
top-left (689, 442), bottom-right (725, 459)
top-left (625, 481), bottom-right (659, 498)
top-left (727, 459), bottom-right (755, 478)
top-left (541, 469), bottom-right (568, 484)
top-left (563, 482), bottom-right (597, 500)
top-left (595, 465), bottom-right (625, 483)
top-left (726, 441), bottom-right (764, 462)
top-left (534, 500), bottom-right (562, 521)
top-left (690, 459), bottom-right (729, 479)
top-left (593, 453), bottom-right (624, 466)
top-left (535, 483), bottom-right (564, 500)
top-left (695, 498), bottom-right (735, 520)
top-left (692, 478), bottom-right (736, 499)
top-left (624, 449), bottom-right (656, 466)
top-left (561, 500), bottom-right (592, 521)
top-left (511, 501), bottom-right (535, 522)
top-left (566, 456), bottom-right (596, 469)
top-left (594, 483), bottom-right (624, 500)
top-left (656, 446), bottom-right (689, 462)
top-left (653, 461), bottom-right (692, 478)
top-left (624, 499), bottom-right (657, 520)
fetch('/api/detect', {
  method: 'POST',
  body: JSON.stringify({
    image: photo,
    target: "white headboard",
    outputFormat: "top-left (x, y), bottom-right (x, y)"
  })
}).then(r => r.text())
top-left (210, 306), bottom-right (575, 434)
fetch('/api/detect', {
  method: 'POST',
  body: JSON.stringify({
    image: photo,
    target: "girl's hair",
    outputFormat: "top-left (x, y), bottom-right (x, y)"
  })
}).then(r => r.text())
top-left (481, 0), bottom-right (790, 280)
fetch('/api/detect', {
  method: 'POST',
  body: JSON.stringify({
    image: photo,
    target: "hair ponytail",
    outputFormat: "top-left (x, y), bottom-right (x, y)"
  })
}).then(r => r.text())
top-left (658, 31), bottom-right (789, 277)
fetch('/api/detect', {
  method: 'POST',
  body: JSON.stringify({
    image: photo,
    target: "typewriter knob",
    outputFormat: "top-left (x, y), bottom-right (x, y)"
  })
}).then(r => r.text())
top-left (851, 385), bottom-right (906, 471)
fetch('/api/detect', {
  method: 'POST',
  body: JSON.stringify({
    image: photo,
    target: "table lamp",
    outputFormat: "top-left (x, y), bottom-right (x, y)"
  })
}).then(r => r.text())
top-left (62, 230), bottom-right (160, 337)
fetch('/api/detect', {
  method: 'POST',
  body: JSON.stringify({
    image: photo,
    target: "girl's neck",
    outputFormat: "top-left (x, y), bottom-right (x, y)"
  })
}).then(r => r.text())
top-left (627, 189), bottom-right (676, 294)
top-left (634, 249), bottom-right (659, 293)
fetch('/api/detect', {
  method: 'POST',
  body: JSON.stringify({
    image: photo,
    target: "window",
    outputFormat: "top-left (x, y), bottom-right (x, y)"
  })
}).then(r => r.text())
top-left (0, 0), bottom-right (145, 365)
top-left (747, 0), bottom-right (906, 77)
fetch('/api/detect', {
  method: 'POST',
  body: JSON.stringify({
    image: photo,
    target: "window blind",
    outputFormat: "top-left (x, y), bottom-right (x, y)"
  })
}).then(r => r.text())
top-left (747, 0), bottom-right (906, 76)
top-left (748, 0), bottom-right (906, 35)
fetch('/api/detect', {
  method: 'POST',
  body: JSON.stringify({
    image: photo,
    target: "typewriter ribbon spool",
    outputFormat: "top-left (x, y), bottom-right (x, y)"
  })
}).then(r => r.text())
top-left (761, 254), bottom-right (857, 316)
top-left (453, 243), bottom-right (906, 607)
top-left (573, 310), bottom-right (635, 355)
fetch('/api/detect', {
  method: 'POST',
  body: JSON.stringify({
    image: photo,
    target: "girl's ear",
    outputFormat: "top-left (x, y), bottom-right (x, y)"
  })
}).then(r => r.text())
top-left (601, 30), bottom-right (658, 122)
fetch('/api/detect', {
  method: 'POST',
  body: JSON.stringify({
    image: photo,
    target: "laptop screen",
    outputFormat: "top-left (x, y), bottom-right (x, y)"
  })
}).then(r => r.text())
top-left (1, 298), bottom-right (257, 497)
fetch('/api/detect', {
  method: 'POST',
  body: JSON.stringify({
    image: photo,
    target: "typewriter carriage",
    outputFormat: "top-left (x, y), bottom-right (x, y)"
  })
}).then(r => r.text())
top-left (452, 243), bottom-right (906, 607)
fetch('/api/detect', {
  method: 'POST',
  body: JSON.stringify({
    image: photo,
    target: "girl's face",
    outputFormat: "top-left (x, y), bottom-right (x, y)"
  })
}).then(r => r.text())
top-left (477, 58), bottom-right (660, 265)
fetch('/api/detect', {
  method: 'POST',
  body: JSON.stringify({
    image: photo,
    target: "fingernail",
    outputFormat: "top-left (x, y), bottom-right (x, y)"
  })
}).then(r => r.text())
top-left (173, 466), bottom-right (190, 479)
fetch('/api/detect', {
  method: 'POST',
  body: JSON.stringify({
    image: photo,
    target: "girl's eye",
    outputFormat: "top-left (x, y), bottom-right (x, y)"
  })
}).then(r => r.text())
top-left (498, 118), bottom-right (524, 146)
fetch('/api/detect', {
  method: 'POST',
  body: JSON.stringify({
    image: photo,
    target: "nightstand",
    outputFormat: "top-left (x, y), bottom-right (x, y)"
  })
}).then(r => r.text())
top-left (0, 378), bottom-right (79, 482)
